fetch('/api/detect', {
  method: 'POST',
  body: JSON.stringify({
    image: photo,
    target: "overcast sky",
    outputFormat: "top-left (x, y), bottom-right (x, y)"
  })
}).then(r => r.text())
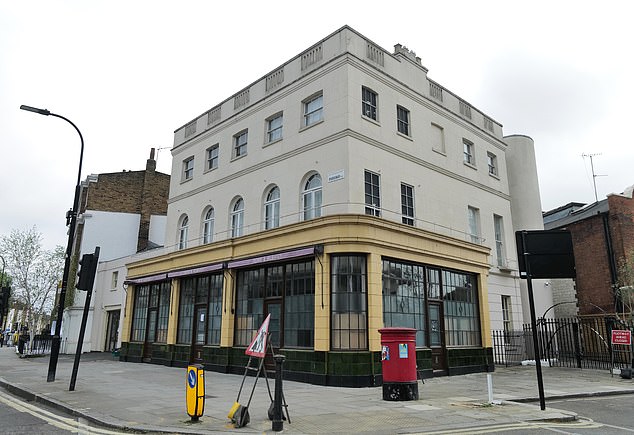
top-left (1, 0), bottom-right (632, 251)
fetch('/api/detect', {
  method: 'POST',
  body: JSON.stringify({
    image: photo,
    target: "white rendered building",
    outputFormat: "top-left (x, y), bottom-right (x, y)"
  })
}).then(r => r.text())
top-left (122, 26), bottom-right (549, 383)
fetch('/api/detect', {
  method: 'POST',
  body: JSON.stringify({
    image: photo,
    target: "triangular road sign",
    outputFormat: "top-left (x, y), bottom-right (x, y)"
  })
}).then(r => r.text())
top-left (245, 313), bottom-right (270, 358)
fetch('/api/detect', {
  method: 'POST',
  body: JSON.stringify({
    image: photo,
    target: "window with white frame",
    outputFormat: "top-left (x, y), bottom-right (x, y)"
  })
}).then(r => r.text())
top-left (494, 214), bottom-right (506, 267)
top-left (401, 183), bottom-right (414, 225)
top-left (231, 198), bottom-right (244, 238)
top-left (501, 295), bottom-right (513, 336)
top-left (303, 93), bottom-right (323, 127)
top-left (202, 208), bottom-right (214, 244)
top-left (364, 170), bottom-right (381, 217)
top-left (264, 186), bottom-right (280, 229)
top-left (463, 139), bottom-right (475, 166)
top-left (178, 215), bottom-right (189, 250)
top-left (467, 206), bottom-right (480, 244)
top-left (183, 157), bottom-right (194, 181)
top-left (111, 271), bottom-right (119, 290)
top-left (206, 145), bottom-right (219, 171)
top-left (397, 105), bottom-right (410, 136)
top-left (302, 174), bottom-right (322, 220)
top-left (431, 123), bottom-right (445, 153)
top-left (266, 113), bottom-right (283, 143)
top-left (362, 87), bottom-right (378, 120)
top-left (487, 152), bottom-right (498, 176)
top-left (233, 130), bottom-right (248, 158)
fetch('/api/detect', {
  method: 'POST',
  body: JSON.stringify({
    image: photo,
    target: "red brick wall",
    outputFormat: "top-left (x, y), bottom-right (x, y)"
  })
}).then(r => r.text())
top-left (566, 215), bottom-right (614, 315)
top-left (563, 194), bottom-right (634, 315)
top-left (79, 157), bottom-right (170, 251)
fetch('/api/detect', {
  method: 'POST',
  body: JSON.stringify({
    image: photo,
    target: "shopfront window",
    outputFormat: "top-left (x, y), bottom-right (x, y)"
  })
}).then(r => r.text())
top-left (284, 261), bottom-right (315, 348)
top-left (234, 259), bottom-right (315, 349)
top-left (443, 270), bottom-right (480, 346)
top-left (331, 255), bottom-right (368, 350)
top-left (131, 282), bottom-right (171, 343)
top-left (177, 273), bottom-right (224, 345)
top-left (382, 260), bottom-right (426, 346)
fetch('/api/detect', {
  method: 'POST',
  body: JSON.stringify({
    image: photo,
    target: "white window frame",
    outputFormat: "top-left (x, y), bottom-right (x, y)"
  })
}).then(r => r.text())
top-left (111, 271), bottom-right (118, 290)
top-left (494, 214), bottom-right (506, 267)
top-left (266, 113), bottom-right (283, 143)
top-left (397, 105), bottom-right (410, 136)
top-left (202, 208), bottom-right (214, 244)
top-left (364, 170), bottom-right (381, 217)
top-left (231, 198), bottom-right (244, 238)
top-left (400, 183), bottom-right (414, 225)
top-left (178, 215), bottom-right (189, 250)
top-left (183, 157), bottom-right (194, 181)
top-left (264, 186), bottom-right (280, 229)
top-left (302, 174), bottom-right (322, 220)
top-left (206, 144), bottom-right (219, 171)
top-left (233, 130), bottom-right (248, 158)
top-left (463, 139), bottom-right (475, 166)
top-left (362, 87), bottom-right (378, 120)
top-left (487, 152), bottom-right (498, 177)
top-left (501, 295), bottom-right (513, 335)
top-left (303, 93), bottom-right (323, 127)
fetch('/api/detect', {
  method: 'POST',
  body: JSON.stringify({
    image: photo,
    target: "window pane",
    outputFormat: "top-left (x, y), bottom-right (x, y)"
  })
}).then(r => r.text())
top-left (331, 255), bottom-right (368, 350)
top-left (177, 278), bottom-right (195, 344)
top-left (442, 270), bottom-right (480, 346)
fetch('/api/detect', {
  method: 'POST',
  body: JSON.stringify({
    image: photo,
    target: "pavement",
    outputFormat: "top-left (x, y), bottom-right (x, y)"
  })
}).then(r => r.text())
top-left (1, 347), bottom-right (634, 434)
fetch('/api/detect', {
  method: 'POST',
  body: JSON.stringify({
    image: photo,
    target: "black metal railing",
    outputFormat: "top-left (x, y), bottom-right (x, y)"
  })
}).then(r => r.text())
top-left (492, 316), bottom-right (634, 371)
top-left (22, 334), bottom-right (53, 356)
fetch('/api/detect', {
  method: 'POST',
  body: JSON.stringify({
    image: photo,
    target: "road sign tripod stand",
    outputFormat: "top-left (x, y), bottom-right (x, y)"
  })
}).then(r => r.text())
top-left (231, 333), bottom-right (290, 426)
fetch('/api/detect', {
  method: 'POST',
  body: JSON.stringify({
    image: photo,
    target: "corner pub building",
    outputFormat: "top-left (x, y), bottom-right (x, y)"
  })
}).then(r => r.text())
top-left (119, 26), bottom-right (544, 386)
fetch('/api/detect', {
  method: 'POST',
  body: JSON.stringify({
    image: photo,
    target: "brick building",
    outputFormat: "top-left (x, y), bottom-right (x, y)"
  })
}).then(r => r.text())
top-left (62, 149), bottom-right (170, 353)
top-left (544, 185), bottom-right (634, 317)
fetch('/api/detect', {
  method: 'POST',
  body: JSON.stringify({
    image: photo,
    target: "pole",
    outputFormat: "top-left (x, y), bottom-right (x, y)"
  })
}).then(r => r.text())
top-left (0, 255), bottom-right (5, 331)
top-left (69, 247), bottom-right (99, 391)
top-left (521, 231), bottom-right (546, 410)
top-left (19, 105), bottom-right (84, 383)
top-left (272, 354), bottom-right (285, 432)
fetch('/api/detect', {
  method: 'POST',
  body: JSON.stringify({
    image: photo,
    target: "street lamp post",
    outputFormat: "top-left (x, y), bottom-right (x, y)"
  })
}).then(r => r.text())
top-left (20, 105), bottom-right (84, 382)
top-left (0, 254), bottom-right (6, 331)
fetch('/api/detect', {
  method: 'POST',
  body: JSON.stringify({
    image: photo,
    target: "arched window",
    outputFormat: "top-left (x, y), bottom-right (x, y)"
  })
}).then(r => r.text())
top-left (264, 186), bottom-right (280, 229)
top-left (302, 174), bottom-right (322, 220)
top-left (202, 208), bottom-right (214, 244)
top-left (231, 198), bottom-right (244, 238)
top-left (178, 215), bottom-right (189, 250)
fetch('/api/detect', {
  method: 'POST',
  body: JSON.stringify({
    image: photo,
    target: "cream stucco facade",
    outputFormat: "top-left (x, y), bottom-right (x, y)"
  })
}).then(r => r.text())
top-left (121, 26), bottom-right (548, 384)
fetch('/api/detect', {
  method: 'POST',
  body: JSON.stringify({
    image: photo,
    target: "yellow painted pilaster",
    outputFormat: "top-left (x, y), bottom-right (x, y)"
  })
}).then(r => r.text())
top-left (367, 251), bottom-right (384, 352)
top-left (313, 252), bottom-right (330, 351)
top-left (121, 284), bottom-right (134, 342)
top-left (220, 270), bottom-right (235, 347)
top-left (167, 279), bottom-right (179, 345)
top-left (478, 272), bottom-right (492, 347)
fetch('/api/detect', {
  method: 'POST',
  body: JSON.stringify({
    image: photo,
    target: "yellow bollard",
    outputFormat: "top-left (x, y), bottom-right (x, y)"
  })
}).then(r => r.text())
top-left (186, 364), bottom-right (205, 421)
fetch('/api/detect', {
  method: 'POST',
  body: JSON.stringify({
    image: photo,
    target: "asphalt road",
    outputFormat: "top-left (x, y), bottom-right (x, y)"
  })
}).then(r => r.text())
top-left (454, 394), bottom-right (634, 435)
top-left (0, 389), bottom-right (131, 435)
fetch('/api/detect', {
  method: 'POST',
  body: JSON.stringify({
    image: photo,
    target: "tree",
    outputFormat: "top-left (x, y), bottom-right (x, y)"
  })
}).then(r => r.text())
top-left (0, 227), bottom-right (64, 351)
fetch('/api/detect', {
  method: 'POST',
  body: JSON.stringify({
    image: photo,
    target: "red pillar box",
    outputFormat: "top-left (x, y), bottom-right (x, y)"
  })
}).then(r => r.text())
top-left (379, 327), bottom-right (418, 401)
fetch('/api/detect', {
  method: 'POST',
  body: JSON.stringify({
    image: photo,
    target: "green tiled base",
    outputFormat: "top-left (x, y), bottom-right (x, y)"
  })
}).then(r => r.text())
top-left (120, 341), bottom-right (492, 386)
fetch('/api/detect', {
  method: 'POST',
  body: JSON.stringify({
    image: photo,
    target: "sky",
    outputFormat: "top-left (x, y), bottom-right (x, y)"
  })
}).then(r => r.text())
top-left (1, 0), bottom-right (632, 251)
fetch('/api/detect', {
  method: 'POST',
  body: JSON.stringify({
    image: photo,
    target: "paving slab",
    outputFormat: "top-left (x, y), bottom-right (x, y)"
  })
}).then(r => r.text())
top-left (1, 347), bottom-right (634, 434)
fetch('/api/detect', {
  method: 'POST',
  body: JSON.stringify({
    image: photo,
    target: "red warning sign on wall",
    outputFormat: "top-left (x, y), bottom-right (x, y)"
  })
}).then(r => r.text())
top-left (245, 313), bottom-right (271, 358)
